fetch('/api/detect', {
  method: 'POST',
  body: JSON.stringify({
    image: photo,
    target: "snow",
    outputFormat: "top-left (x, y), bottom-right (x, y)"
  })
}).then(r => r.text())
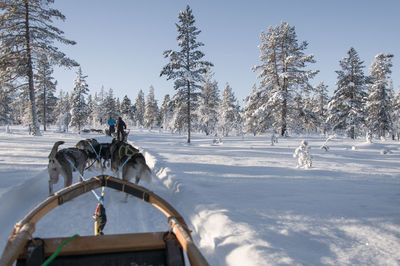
top-left (0, 126), bottom-right (399, 265)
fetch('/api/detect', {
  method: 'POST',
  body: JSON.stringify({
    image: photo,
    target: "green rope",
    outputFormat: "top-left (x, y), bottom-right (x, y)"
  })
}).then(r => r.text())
top-left (41, 234), bottom-right (80, 266)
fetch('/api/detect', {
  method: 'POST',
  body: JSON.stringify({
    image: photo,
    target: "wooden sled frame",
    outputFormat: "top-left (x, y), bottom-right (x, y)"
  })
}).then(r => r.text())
top-left (0, 175), bottom-right (208, 266)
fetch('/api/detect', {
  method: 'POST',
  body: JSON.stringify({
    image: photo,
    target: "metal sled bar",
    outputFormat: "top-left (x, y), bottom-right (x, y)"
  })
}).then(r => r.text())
top-left (0, 175), bottom-right (208, 266)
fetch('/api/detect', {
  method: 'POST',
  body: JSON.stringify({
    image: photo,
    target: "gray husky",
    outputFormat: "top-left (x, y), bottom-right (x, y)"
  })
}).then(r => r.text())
top-left (109, 139), bottom-right (151, 201)
top-left (47, 141), bottom-right (88, 195)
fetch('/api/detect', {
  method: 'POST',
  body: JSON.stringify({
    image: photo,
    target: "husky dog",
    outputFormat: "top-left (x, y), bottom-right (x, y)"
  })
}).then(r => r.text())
top-left (48, 141), bottom-right (89, 195)
top-left (75, 139), bottom-right (111, 169)
top-left (110, 139), bottom-right (151, 201)
top-left (109, 138), bottom-right (139, 175)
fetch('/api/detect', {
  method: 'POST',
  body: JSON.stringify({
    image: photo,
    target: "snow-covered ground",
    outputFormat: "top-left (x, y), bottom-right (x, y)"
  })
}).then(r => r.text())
top-left (0, 126), bottom-right (399, 265)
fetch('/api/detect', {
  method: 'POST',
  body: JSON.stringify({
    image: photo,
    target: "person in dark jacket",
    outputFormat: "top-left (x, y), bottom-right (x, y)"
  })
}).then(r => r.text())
top-left (116, 117), bottom-right (127, 142)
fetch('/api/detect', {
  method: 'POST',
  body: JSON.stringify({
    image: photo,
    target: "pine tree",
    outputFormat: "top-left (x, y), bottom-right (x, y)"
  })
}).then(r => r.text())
top-left (160, 5), bottom-right (213, 143)
top-left (70, 67), bottom-right (89, 133)
top-left (243, 84), bottom-right (270, 135)
top-left (0, 0), bottom-right (78, 135)
top-left (134, 90), bottom-right (145, 127)
top-left (144, 86), bottom-right (159, 129)
top-left (35, 53), bottom-right (57, 131)
top-left (120, 95), bottom-right (134, 124)
top-left (392, 88), bottom-right (400, 140)
top-left (102, 88), bottom-right (119, 121)
top-left (0, 74), bottom-right (16, 124)
top-left (55, 91), bottom-right (71, 132)
top-left (198, 68), bottom-right (220, 135)
top-left (252, 21), bottom-right (318, 136)
top-left (366, 53), bottom-right (394, 138)
top-left (160, 94), bottom-right (173, 131)
top-left (169, 91), bottom-right (187, 134)
top-left (312, 82), bottom-right (329, 134)
top-left (327, 47), bottom-right (367, 139)
top-left (218, 83), bottom-right (240, 137)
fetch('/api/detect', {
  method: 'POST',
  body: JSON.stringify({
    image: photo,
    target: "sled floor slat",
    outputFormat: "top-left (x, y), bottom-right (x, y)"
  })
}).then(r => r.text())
top-left (19, 232), bottom-right (166, 258)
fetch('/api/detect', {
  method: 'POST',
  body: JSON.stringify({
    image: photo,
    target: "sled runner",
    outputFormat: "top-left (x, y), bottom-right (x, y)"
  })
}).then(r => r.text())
top-left (0, 175), bottom-right (208, 266)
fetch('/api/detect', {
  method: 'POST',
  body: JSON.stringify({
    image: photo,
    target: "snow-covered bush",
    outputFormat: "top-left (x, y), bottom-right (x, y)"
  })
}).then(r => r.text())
top-left (271, 133), bottom-right (278, 146)
top-left (320, 135), bottom-right (334, 151)
top-left (293, 140), bottom-right (312, 169)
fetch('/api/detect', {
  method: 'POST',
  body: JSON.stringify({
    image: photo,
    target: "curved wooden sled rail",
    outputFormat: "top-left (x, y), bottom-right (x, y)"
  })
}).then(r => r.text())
top-left (0, 175), bottom-right (209, 266)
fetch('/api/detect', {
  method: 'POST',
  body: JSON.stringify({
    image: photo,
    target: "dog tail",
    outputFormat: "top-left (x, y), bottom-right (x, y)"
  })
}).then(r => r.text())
top-left (49, 141), bottom-right (65, 159)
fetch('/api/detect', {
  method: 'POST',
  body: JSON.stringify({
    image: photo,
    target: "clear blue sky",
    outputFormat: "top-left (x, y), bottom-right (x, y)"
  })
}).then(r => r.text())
top-left (52, 0), bottom-right (400, 104)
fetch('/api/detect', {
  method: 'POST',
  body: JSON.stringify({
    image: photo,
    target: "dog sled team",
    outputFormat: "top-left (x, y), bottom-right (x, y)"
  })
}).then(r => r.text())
top-left (47, 117), bottom-right (151, 200)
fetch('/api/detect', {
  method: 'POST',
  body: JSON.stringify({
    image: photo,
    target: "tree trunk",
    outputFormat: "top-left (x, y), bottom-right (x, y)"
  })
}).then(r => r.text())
top-left (24, 0), bottom-right (41, 136)
top-left (281, 94), bottom-right (287, 137)
top-left (43, 84), bottom-right (47, 131)
top-left (187, 80), bottom-right (191, 143)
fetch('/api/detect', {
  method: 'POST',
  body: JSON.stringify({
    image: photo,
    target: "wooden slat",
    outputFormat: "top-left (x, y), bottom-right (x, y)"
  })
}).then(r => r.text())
top-left (19, 232), bottom-right (166, 258)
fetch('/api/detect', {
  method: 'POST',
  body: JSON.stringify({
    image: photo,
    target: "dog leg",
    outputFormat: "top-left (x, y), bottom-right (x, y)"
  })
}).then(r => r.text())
top-left (62, 167), bottom-right (73, 188)
top-left (48, 177), bottom-right (58, 195)
top-left (48, 167), bottom-right (59, 195)
top-left (77, 163), bottom-right (85, 182)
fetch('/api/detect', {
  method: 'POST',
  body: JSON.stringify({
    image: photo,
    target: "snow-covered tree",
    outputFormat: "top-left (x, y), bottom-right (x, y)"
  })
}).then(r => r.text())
top-left (35, 53), bottom-right (57, 131)
top-left (198, 67), bottom-right (220, 135)
top-left (169, 91), bottom-right (187, 134)
top-left (120, 95), bottom-right (134, 125)
top-left (134, 90), bottom-right (145, 127)
top-left (243, 84), bottom-right (270, 135)
top-left (70, 67), bottom-right (89, 133)
top-left (160, 5), bottom-right (213, 143)
top-left (366, 53), bottom-right (394, 138)
top-left (293, 140), bottom-right (312, 169)
top-left (102, 88), bottom-right (119, 121)
top-left (312, 82), bottom-right (329, 134)
top-left (218, 83), bottom-right (241, 137)
top-left (392, 88), bottom-right (400, 140)
top-left (252, 21), bottom-right (318, 136)
top-left (55, 91), bottom-right (71, 132)
top-left (144, 86), bottom-right (159, 129)
top-left (0, 75), bottom-right (16, 124)
top-left (160, 94), bottom-right (173, 131)
top-left (0, 0), bottom-right (78, 135)
top-left (327, 47), bottom-right (367, 139)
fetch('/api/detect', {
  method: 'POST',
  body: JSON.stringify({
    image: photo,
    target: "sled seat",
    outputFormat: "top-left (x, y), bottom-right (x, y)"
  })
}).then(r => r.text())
top-left (16, 232), bottom-right (185, 266)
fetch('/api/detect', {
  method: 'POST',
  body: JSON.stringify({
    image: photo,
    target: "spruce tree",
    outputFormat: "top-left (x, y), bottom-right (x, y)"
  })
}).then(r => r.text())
top-left (134, 90), bottom-right (145, 127)
top-left (120, 95), bottom-right (134, 124)
top-left (160, 5), bottom-right (213, 143)
top-left (218, 83), bottom-right (240, 137)
top-left (243, 84), bottom-right (270, 135)
top-left (55, 91), bottom-right (71, 132)
top-left (312, 82), bottom-right (329, 134)
top-left (70, 67), bottom-right (89, 133)
top-left (327, 47), bottom-right (367, 139)
top-left (102, 88), bottom-right (119, 121)
top-left (198, 68), bottom-right (220, 135)
top-left (35, 53), bottom-right (57, 131)
top-left (392, 89), bottom-right (400, 140)
top-left (160, 94), bottom-right (173, 131)
top-left (366, 53), bottom-right (394, 138)
top-left (144, 86), bottom-right (159, 129)
top-left (253, 21), bottom-right (318, 136)
top-left (0, 0), bottom-right (78, 135)
top-left (0, 74), bottom-right (16, 124)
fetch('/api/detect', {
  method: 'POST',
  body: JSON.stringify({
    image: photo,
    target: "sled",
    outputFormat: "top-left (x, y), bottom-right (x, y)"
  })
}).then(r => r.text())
top-left (0, 175), bottom-right (208, 266)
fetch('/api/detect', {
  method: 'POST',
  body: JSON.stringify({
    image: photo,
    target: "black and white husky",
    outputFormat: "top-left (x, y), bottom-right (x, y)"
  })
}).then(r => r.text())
top-left (47, 141), bottom-right (89, 195)
top-left (109, 139), bottom-right (151, 201)
top-left (75, 138), bottom-right (111, 169)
